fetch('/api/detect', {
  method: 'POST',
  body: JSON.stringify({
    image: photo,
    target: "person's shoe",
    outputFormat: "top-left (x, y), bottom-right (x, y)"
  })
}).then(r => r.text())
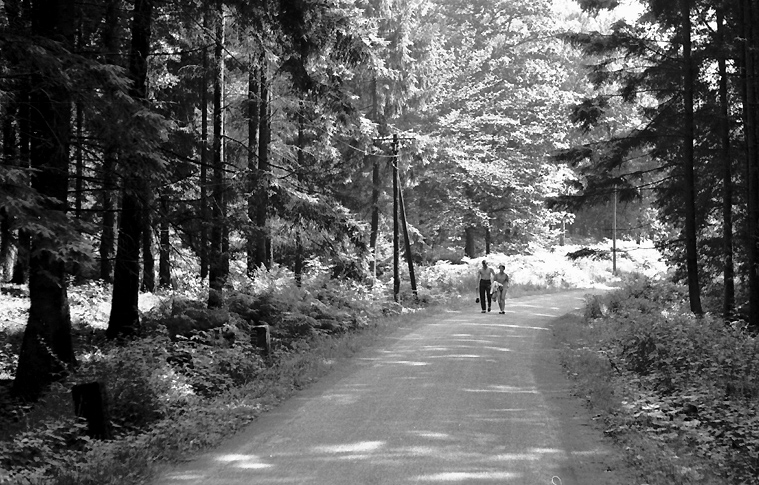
top-left (481, 310), bottom-right (486, 313)
top-left (487, 307), bottom-right (491, 312)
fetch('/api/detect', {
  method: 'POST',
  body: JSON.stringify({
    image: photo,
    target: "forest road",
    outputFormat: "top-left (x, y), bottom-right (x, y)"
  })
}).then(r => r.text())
top-left (152, 290), bottom-right (638, 485)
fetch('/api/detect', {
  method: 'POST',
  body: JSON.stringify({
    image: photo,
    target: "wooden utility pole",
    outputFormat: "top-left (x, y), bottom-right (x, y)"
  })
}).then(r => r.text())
top-left (612, 184), bottom-right (617, 275)
top-left (392, 134), bottom-right (400, 302)
top-left (398, 172), bottom-right (418, 299)
top-left (374, 133), bottom-right (416, 303)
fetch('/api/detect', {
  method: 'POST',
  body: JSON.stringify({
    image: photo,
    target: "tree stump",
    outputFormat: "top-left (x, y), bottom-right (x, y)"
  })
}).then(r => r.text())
top-left (72, 381), bottom-right (112, 439)
top-left (253, 324), bottom-right (271, 355)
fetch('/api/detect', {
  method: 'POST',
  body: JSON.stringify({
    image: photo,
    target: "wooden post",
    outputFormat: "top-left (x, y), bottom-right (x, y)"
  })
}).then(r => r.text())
top-left (72, 382), bottom-right (112, 439)
top-left (254, 324), bottom-right (271, 355)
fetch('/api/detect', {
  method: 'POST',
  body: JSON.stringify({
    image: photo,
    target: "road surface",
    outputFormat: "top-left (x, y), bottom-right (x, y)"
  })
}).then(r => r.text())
top-left (152, 290), bottom-right (637, 485)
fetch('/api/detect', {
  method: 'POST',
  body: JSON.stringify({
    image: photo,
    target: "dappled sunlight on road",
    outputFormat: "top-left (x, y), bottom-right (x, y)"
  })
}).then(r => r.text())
top-left (463, 385), bottom-right (540, 394)
top-left (314, 441), bottom-right (385, 454)
top-left (155, 291), bottom-right (618, 485)
top-left (413, 471), bottom-right (521, 481)
top-left (159, 414), bottom-right (613, 483)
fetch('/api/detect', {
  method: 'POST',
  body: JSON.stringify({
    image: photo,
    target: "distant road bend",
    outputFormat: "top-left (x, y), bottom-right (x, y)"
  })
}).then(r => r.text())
top-left (153, 290), bottom-right (633, 485)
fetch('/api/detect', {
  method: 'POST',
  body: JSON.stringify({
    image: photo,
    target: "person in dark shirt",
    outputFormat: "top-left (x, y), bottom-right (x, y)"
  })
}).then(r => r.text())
top-left (477, 260), bottom-right (495, 313)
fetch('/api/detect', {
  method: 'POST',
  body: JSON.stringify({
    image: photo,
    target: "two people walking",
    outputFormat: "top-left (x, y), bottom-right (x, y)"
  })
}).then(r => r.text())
top-left (477, 260), bottom-right (509, 314)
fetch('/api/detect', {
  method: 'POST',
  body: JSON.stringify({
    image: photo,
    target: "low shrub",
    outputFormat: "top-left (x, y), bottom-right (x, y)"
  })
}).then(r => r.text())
top-left (565, 275), bottom-right (759, 484)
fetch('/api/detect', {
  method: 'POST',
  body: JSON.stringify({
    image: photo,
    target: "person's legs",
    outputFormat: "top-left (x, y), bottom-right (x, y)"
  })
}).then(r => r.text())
top-left (486, 282), bottom-right (492, 311)
top-left (479, 281), bottom-right (487, 311)
top-left (498, 289), bottom-right (506, 313)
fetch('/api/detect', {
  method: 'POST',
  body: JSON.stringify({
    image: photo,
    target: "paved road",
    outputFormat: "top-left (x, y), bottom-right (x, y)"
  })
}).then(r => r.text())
top-left (153, 290), bottom-right (634, 485)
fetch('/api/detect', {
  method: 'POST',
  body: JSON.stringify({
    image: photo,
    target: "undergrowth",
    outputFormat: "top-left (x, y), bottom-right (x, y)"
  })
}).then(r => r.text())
top-left (557, 274), bottom-right (759, 485)
top-left (0, 241), bottom-right (650, 484)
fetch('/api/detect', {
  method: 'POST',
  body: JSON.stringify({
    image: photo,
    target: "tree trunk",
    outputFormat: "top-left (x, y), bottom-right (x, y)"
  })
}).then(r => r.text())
top-left (717, 8), bottom-right (735, 319)
top-left (141, 199), bottom-right (155, 292)
top-left (11, 56), bottom-right (31, 285)
top-left (369, 75), bottom-right (381, 258)
top-left (199, 8), bottom-right (209, 280)
top-left (208, 1), bottom-right (225, 308)
top-left (74, 103), bottom-right (83, 221)
top-left (11, 230), bottom-right (29, 284)
top-left (1, 103), bottom-right (16, 281)
top-left (100, 151), bottom-right (116, 283)
top-left (107, 189), bottom-right (142, 338)
top-left (294, 101), bottom-right (305, 286)
top-left (98, 0), bottom-right (120, 284)
top-left (680, 0), bottom-right (703, 315)
top-left (370, 158), bottom-right (380, 251)
top-left (107, 0), bottom-right (154, 339)
top-left (465, 226), bottom-right (476, 259)
top-left (13, 0), bottom-right (76, 401)
top-left (0, 216), bottom-right (11, 282)
top-left (158, 194), bottom-right (171, 288)
top-left (255, 56), bottom-right (271, 269)
top-left (246, 54), bottom-right (260, 276)
top-left (743, 0), bottom-right (759, 329)
top-left (484, 226), bottom-right (491, 255)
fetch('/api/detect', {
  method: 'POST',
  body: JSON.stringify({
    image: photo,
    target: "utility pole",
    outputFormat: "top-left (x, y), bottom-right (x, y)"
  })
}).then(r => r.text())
top-left (392, 134), bottom-right (400, 301)
top-left (398, 170), bottom-right (418, 299)
top-left (613, 184), bottom-right (617, 275)
top-left (374, 133), bottom-right (416, 303)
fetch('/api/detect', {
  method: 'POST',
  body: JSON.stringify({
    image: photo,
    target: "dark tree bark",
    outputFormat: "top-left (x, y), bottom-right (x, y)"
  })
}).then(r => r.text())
top-left (72, 100), bottom-right (84, 280)
top-left (465, 226), bottom-right (476, 259)
top-left (199, 8), bottom-right (209, 280)
top-left (742, 0), bottom-right (759, 329)
top-left (13, 0), bottom-right (76, 400)
top-left (107, 0), bottom-right (154, 339)
top-left (254, 56), bottom-right (271, 269)
top-left (294, 101), bottom-right (305, 286)
top-left (208, 1), bottom-right (225, 308)
top-left (1, 104), bottom-right (16, 281)
top-left (0, 216), bottom-right (11, 282)
top-left (9, 2), bottom-right (31, 285)
top-left (370, 157), bottom-right (380, 250)
top-left (74, 104), bottom-right (83, 221)
top-left (100, 152), bottom-right (116, 283)
top-left (158, 194), bottom-right (171, 288)
top-left (98, 0), bottom-right (120, 284)
top-left (246, 54), bottom-right (260, 276)
top-left (369, 76), bottom-right (381, 259)
top-left (717, 7), bottom-right (735, 319)
top-left (679, 0), bottom-right (702, 314)
top-left (484, 226), bottom-right (491, 255)
top-left (141, 200), bottom-right (155, 292)
top-left (11, 230), bottom-right (29, 284)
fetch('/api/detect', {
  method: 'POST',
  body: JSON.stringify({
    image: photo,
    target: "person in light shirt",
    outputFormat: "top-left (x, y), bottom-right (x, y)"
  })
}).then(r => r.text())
top-left (492, 264), bottom-right (510, 314)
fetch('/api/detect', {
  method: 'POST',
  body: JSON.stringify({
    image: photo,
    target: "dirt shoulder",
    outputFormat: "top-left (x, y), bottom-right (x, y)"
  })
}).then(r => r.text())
top-left (532, 305), bottom-right (643, 485)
